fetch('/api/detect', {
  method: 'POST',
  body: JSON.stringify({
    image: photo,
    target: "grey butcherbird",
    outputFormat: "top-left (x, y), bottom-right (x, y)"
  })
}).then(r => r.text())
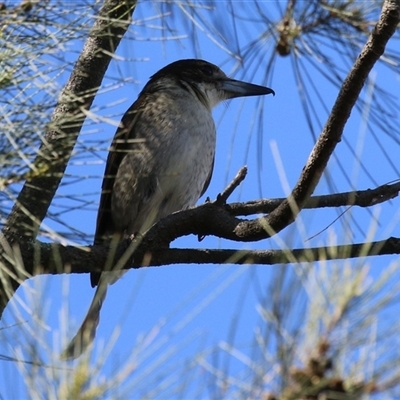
top-left (62, 59), bottom-right (274, 359)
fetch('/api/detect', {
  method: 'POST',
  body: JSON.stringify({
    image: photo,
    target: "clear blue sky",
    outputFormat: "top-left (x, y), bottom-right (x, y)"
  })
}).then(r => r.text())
top-left (1, 2), bottom-right (400, 398)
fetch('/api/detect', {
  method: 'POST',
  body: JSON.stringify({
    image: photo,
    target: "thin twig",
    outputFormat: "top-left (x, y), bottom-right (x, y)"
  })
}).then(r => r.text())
top-left (216, 166), bottom-right (248, 205)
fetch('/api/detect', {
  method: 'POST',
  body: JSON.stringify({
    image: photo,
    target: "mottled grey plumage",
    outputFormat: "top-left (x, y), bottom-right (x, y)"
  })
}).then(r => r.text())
top-left (61, 59), bottom-right (274, 359)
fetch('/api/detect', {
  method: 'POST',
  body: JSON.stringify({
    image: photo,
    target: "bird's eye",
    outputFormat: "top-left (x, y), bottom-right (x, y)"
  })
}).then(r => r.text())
top-left (201, 65), bottom-right (214, 76)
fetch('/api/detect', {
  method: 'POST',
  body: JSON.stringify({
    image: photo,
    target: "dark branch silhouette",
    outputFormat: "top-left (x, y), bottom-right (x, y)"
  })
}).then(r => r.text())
top-left (1, 181), bottom-right (400, 280)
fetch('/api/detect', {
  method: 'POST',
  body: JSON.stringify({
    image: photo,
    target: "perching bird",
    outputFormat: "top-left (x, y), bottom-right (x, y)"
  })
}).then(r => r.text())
top-left (61, 59), bottom-right (274, 359)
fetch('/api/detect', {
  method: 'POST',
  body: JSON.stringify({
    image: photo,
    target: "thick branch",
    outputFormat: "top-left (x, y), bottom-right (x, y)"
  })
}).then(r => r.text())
top-left (140, 181), bottom-right (400, 247)
top-left (3, 235), bottom-right (400, 279)
top-left (141, 180), bottom-right (400, 245)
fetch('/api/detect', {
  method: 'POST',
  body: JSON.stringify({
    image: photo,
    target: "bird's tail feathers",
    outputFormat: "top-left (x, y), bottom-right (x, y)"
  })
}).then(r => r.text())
top-left (60, 282), bottom-right (108, 360)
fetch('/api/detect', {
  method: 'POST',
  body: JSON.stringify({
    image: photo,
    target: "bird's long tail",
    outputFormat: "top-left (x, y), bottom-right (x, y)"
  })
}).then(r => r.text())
top-left (60, 281), bottom-right (108, 360)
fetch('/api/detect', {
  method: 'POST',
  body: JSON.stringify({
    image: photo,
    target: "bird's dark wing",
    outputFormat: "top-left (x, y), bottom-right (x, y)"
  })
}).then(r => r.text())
top-left (91, 98), bottom-right (144, 287)
top-left (200, 155), bottom-right (214, 197)
top-left (94, 99), bottom-right (145, 245)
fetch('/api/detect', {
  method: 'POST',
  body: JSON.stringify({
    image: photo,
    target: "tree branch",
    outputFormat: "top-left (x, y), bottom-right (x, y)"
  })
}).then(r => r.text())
top-left (1, 175), bottom-right (400, 314)
top-left (228, 181), bottom-right (400, 216)
top-left (3, 233), bottom-right (400, 280)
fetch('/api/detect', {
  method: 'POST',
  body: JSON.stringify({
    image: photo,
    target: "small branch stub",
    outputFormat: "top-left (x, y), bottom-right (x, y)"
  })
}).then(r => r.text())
top-left (216, 166), bottom-right (248, 205)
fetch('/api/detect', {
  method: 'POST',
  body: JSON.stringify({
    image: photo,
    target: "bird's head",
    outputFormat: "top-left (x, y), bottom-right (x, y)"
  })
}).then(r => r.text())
top-left (144, 59), bottom-right (275, 109)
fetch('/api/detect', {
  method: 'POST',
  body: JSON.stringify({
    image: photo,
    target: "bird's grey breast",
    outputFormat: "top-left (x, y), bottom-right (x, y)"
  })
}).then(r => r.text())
top-left (113, 88), bottom-right (216, 234)
top-left (149, 89), bottom-right (216, 208)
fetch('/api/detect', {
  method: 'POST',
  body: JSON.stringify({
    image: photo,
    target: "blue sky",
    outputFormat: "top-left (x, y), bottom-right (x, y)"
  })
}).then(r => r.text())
top-left (1, 1), bottom-right (400, 398)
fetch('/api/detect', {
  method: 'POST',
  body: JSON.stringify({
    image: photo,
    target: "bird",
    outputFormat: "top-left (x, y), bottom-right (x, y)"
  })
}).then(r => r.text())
top-left (61, 59), bottom-right (275, 359)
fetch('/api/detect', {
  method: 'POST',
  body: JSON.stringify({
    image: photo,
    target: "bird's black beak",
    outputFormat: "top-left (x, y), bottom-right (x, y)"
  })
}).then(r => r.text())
top-left (220, 78), bottom-right (275, 99)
